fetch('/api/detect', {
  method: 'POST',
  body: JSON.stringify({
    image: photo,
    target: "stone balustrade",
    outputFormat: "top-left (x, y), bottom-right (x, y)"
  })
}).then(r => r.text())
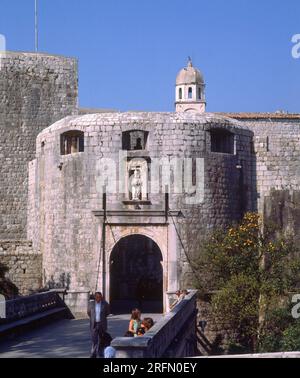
top-left (111, 290), bottom-right (198, 358)
top-left (1, 290), bottom-right (66, 323)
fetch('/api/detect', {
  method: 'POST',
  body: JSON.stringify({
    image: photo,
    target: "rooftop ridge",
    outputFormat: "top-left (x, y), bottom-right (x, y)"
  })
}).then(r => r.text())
top-left (216, 112), bottom-right (300, 119)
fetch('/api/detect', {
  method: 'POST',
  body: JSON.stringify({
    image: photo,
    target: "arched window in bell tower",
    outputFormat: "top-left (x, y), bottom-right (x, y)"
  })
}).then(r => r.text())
top-left (198, 87), bottom-right (202, 100)
top-left (188, 87), bottom-right (193, 99)
top-left (179, 88), bottom-right (182, 100)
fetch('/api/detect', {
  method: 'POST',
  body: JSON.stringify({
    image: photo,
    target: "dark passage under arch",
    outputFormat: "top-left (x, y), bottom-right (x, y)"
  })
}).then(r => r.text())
top-left (110, 235), bottom-right (163, 314)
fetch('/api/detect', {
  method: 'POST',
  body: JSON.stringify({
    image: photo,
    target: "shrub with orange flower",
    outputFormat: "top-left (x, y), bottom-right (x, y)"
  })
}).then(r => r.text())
top-left (193, 212), bottom-right (300, 354)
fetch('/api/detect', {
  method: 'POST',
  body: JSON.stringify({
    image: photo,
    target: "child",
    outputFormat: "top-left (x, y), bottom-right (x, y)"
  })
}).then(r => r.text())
top-left (128, 308), bottom-right (142, 337)
top-left (142, 318), bottom-right (154, 332)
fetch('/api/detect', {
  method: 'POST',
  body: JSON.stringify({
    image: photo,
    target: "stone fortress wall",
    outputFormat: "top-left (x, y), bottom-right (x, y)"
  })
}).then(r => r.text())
top-left (226, 114), bottom-right (300, 241)
top-left (0, 52), bottom-right (78, 294)
top-left (226, 114), bottom-right (300, 213)
top-left (0, 52), bottom-right (78, 240)
top-left (0, 240), bottom-right (42, 295)
top-left (27, 112), bottom-right (253, 295)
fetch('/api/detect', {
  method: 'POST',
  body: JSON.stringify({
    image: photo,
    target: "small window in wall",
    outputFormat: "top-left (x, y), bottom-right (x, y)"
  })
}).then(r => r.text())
top-left (210, 129), bottom-right (234, 154)
top-left (61, 130), bottom-right (84, 155)
top-left (179, 88), bottom-right (183, 100)
top-left (188, 87), bottom-right (193, 99)
top-left (198, 87), bottom-right (202, 100)
top-left (122, 130), bottom-right (149, 151)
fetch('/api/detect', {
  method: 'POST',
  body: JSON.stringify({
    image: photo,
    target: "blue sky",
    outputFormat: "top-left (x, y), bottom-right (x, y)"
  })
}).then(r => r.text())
top-left (0, 0), bottom-right (299, 112)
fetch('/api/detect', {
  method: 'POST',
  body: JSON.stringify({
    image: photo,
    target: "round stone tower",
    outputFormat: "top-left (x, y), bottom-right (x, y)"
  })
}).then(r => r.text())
top-left (175, 58), bottom-right (206, 113)
top-left (29, 111), bottom-right (254, 314)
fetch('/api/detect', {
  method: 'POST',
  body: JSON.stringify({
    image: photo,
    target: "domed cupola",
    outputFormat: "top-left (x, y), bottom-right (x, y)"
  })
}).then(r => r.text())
top-left (175, 58), bottom-right (206, 113)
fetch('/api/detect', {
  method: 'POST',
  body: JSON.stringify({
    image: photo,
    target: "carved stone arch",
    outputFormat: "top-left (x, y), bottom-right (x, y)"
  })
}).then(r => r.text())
top-left (106, 227), bottom-right (167, 264)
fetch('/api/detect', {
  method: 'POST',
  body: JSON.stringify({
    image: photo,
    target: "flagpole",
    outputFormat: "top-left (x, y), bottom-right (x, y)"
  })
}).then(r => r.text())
top-left (35, 0), bottom-right (38, 52)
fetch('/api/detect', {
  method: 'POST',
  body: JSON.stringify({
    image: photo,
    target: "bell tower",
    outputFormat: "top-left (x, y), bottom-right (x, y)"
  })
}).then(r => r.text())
top-left (175, 58), bottom-right (206, 113)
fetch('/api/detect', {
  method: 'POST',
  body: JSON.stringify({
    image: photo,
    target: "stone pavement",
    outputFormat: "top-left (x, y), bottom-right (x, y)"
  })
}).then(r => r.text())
top-left (0, 314), bottom-right (162, 358)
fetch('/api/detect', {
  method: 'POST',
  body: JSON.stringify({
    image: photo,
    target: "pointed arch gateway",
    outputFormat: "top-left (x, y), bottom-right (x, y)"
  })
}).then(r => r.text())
top-left (109, 234), bottom-right (163, 314)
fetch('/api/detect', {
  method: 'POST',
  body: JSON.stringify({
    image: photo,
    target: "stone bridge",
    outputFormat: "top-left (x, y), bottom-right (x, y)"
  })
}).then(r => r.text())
top-left (0, 290), bottom-right (198, 358)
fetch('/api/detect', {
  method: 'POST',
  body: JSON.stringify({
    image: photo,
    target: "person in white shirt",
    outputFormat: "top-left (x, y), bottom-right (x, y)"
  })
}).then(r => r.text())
top-left (87, 292), bottom-right (110, 358)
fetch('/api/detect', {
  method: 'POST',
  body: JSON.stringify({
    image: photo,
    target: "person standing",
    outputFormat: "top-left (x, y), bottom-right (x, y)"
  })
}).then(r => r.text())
top-left (87, 292), bottom-right (110, 358)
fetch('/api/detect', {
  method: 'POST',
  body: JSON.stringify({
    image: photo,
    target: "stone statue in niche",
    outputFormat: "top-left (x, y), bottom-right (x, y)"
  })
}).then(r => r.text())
top-left (131, 169), bottom-right (142, 201)
top-left (130, 131), bottom-right (145, 150)
top-left (134, 138), bottom-right (143, 150)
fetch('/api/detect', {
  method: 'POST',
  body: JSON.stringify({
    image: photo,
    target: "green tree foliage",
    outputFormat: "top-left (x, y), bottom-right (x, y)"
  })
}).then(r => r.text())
top-left (281, 323), bottom-right (300, 351)
top-left (259, 306), bottom-right (300, 352)
top-left (193, 212), bottom-right (300, 353)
